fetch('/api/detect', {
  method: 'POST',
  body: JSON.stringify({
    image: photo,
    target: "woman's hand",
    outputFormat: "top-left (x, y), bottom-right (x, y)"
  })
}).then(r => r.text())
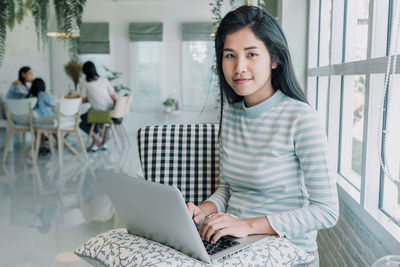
top-left (186, 202), bottom-right (207, 225)
top-left (199, 213), bottom-right (251, 243)
top-left (186, 201), bottom-right (217, 225)
top-left (199, 214), bottom-right (276, 244)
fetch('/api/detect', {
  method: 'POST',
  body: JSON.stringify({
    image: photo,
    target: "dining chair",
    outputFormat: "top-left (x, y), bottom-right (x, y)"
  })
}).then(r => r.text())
top-left (33, 98), bottom-right (88, 164)
top-left (137, 124), bottom-right (220, 205)
top-left (2, 98), bottom-right (37, 163)
top-left (110, 95), bottom-right (131, 146)
top-left (85, 96), bottom-right (131, 151)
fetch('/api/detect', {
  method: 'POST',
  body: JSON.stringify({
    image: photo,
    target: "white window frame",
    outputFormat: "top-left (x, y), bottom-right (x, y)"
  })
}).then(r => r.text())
top-left (307, 0), bottom-right (400, 242)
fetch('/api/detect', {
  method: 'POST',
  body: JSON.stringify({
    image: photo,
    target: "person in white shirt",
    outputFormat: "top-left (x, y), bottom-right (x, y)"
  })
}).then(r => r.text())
top-left (79, 61), bottom-right (116, 151)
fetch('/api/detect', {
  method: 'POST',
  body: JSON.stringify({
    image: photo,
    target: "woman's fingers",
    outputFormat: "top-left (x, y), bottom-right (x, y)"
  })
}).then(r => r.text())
top-left (199, 213), bottom-right (250, 243)
top-left (186, 202), bottom-right (196, 218)
top-left (186, 202), bottom-right (204, 224)
top-left (200, 213), bottom-right (229, 241)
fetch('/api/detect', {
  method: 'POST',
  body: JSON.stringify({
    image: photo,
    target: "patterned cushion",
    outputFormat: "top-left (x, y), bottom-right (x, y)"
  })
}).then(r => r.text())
top-left (137, 124), bottom-right (220, 205)
top-left (74, 228), bottom-right (315, 267)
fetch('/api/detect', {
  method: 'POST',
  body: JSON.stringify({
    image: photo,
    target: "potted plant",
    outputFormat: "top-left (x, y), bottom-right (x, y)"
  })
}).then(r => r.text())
top-left (64, 60), bottom-right (82, 96)
top-left (163, 97), bottom-right (177, 113)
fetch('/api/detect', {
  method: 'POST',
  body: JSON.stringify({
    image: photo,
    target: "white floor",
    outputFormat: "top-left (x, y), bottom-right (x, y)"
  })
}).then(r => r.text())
top-left (0, 110), bottom-right (218, 267)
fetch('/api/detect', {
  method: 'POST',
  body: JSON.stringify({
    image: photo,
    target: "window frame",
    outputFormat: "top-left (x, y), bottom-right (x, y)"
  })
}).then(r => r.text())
top-left (307, 0), bottom-right (400, 241)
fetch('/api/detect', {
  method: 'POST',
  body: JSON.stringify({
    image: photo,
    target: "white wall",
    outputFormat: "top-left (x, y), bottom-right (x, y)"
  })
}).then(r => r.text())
top-left (1, 0), bottom-right (308, 103)
top-left (280, 0), bottom-right (309, 91)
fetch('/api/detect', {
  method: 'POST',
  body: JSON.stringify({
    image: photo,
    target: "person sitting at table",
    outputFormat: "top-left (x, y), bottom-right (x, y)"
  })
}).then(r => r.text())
top-left (6, 66), bottom-right (34, 99)
top-left (79, 61), bottom-right (116, 152)
top-left (186, 6), bottom-right (339, 267)
top-left (27, 78), bottom-right (55, 117)
top-left (27, 78), bottom-right (55, 156)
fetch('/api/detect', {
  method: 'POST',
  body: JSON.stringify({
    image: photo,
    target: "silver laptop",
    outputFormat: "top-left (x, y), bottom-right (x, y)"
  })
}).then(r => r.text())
top-left (97, 169), bottom-right (268, 264)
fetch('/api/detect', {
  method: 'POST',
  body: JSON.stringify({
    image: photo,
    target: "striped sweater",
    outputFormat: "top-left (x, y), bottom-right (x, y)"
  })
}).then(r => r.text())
top-left (207, 89), bottom-right (339, 252)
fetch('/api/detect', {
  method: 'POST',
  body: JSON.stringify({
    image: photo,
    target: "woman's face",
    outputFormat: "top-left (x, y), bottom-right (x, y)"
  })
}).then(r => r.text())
top-left (22, 69), bottom-right (34, 83)
top-left (222, 27), bottom-right (277, 107)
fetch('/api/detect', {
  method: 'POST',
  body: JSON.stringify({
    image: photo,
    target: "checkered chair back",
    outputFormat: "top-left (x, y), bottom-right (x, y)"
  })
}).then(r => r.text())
top-left (137, 124), bottom-right (220, 205)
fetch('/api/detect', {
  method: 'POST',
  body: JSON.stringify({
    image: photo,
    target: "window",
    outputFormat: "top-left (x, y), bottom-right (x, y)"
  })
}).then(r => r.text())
top-left (182, 41), bottom-right (216, 109)
top-left (339, 75), bottom-right (366, 189)
top-left (130, 42), bottom-right (162, 110)
top-left (181, 22), bottom-right (217, 110)
top-left (129, 22), bottom-right (163, 111)
top-left (307, 0), bottom-right (400, 239)
top-left (344, 0), bottom-right (370, 62)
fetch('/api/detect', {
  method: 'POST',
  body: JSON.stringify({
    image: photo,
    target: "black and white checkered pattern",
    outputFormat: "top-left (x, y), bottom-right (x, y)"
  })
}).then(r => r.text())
top-left (137, 124), bottom-right (220, 205)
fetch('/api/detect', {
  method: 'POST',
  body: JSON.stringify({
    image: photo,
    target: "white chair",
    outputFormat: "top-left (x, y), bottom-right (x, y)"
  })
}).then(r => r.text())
top-left (33, 98), bottom-right (88, 164)
top-left (2, 98), bottom-right (37, 163)
top-left (110, 95), bottom-right (132, 146)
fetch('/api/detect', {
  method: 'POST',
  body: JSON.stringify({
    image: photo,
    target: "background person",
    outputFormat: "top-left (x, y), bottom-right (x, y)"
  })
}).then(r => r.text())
top-left (27, 78), bottom-right (55, 117)
top-left (79, 61), bottom-right (116, 152)
top-left (6, 66), bottom-right (33, 99)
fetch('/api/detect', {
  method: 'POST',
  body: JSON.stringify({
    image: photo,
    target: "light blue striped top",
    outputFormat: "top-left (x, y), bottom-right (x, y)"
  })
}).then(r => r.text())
top-left (207, 89), bottom-right (339, 252)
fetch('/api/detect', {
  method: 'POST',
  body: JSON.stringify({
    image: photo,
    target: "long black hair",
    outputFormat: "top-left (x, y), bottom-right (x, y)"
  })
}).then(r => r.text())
top-left (215, 5), bottom-right (308, 134)
top-left (18, 66), bottom-right (31, 87)
top-left (27, 78), bottom-right (46, 98)
top-left (82, 61), bottom-right (99, 82)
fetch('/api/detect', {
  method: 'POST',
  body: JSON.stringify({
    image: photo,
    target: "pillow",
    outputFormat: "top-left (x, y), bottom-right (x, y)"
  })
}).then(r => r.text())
top-left (74, 228), bottom-right (314, 267)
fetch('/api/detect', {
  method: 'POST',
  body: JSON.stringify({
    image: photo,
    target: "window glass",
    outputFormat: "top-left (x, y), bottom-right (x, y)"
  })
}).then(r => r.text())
top-left (380, 74), bottom-right (400, 223)
top-left (182, 41), bottom-right (217, 109)
top-left (344, 0), bottom-right (370, 62)
top-left (339, 75), bottom-right (366, 189)
top-left (130, 42), bottom-right (162, 110)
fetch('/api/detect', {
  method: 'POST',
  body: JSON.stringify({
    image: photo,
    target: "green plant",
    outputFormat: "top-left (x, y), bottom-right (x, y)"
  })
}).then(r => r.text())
top-left (163, 98), bottom-right (176, 107)
top-left (209, 0), bottom-right (265, 35)
top-left (0, 0), bottom-right (86, 67)
top-left (103, 65), bottom-right (131, 94)
top-left (0, 0), bottom-right (27, 66)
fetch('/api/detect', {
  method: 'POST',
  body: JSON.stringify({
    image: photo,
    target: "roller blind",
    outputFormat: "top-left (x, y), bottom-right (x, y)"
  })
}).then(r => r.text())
top-left (181, 22), bottom-right (213, 41)
top-left (129, 22), bottom-right (163, 41)
top-left (78, 22), bottom-right (110, 54)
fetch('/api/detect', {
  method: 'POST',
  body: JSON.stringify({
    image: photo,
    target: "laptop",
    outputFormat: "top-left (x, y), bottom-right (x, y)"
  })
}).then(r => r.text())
top-left (97, 169), bottom-right (268, 264)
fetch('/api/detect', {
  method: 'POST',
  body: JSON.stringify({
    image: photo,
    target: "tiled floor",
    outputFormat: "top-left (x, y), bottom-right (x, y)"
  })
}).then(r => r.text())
top-left (0, 110), bottom-right (218, 266)
top-left (0, 140), bottom-right (140, 266)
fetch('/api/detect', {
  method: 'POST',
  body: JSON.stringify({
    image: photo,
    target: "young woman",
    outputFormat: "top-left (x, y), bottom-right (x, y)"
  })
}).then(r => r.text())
top-left (186, 6), bottom-right (338, 265)
top-left (79, 61), bottom-right (116, 152)
top-left (6, 66), bottom-right (34, 99)
top-left (27, 78), bottom-right (55, 117)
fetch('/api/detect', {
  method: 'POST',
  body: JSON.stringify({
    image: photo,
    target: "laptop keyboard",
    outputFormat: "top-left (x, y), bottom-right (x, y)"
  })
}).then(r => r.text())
top-left (202, 237), bottom-right (240, 255)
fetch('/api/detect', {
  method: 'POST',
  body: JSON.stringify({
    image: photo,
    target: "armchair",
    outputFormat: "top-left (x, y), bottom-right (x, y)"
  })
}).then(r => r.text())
top-left (137, 124), bottom-right (220, 205)
top-left (74, 124), bottom-right (314, 266)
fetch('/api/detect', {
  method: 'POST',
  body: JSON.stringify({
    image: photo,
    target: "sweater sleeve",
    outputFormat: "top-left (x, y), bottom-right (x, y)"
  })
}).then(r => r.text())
top-left (267, 109), bottom-right (339, 238)
top-left (205, 170), bottom-right (230, 213)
